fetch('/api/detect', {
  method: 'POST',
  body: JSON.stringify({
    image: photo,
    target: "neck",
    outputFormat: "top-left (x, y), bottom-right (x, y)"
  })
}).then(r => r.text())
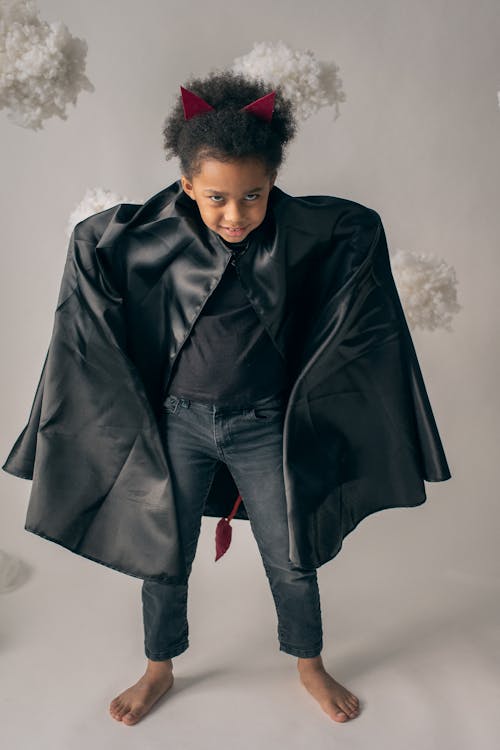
top-left (218, 235), bottom-right (249, 249)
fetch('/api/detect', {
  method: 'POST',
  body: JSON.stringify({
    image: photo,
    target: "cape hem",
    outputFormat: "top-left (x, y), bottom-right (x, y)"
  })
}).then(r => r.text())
top-left (23, 525), bottom-right (188, 584)
top-left (302, 491), bottom-right (429, 570)
top-left (2, 464), bottom-right (33, 481)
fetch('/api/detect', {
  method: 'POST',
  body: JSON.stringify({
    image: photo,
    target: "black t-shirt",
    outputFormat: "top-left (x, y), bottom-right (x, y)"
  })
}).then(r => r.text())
top-left (165, 234), bottom-right (288, 407)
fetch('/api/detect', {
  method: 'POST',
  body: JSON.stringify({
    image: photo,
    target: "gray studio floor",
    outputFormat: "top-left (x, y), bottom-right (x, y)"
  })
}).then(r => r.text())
top-left (1, 487), bottom-right (499, 750)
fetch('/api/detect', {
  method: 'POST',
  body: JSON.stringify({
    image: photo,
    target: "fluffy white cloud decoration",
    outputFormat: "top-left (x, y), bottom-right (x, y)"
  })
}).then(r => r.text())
top-left (231, 40), bottom-right (346, 122)
top-left (66, 187), bottom-right (136, 240)
top-left (0, 0), bottom-right (94, 130)
top-left (391, 249), bottom-right (461, 332)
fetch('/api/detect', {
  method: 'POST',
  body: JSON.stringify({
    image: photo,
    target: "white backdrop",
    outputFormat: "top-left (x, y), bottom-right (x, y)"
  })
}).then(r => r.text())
top-left (1, 1), bottom-right (499, 748)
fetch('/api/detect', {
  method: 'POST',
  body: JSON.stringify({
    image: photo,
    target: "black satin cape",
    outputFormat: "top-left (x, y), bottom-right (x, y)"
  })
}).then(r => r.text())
top-left (2, 179), bottom-right (452, 582)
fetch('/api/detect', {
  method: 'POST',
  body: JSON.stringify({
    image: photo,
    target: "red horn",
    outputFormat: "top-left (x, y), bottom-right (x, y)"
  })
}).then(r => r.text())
top-left (240, 91), bottom-right (276, 123)
top-left (180, 86), bottom-right (215, 120)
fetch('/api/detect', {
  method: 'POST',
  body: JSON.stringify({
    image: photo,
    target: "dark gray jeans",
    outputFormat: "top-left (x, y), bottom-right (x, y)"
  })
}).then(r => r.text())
top-left (141, 389), bottom-right (323, 660)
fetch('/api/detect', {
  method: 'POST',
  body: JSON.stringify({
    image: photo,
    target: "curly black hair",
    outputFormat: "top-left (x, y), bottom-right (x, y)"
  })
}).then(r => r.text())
top-left (162, 69), bottom-right (297, 180)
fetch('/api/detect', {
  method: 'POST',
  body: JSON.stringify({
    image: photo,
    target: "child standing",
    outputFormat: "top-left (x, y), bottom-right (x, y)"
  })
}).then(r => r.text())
top-left (109, 71), bottom-right (361, 725)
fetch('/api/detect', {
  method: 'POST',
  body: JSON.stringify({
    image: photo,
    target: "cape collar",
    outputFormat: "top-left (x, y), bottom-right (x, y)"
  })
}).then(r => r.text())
top-left (96, 178), bottom-right (281, 251)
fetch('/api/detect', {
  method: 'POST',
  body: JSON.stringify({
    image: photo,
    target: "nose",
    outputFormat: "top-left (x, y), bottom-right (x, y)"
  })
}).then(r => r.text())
top-left (223, 202), bottom-right (246, 226)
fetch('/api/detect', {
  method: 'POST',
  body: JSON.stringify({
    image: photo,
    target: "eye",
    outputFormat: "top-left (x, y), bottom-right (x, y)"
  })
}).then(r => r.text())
top-left (208, 193), bottom-right (260, 203)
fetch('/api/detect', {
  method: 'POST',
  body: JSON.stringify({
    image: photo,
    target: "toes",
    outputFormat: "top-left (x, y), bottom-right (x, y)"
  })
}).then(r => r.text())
top-left (109, 703), bottom-right (124, 721)
top-left (336, 697), bottom-right (360, 720)
top-left (344, 702), bottom-right (359, 717)
top-left (342, 706), bottom-right (356, 718)
top-left (123, 710), bottom-right (142, 724)
top-left (334, 710), bottom-right (349, 721)
top-left (116, 703), bottom-right (131, 719)
top-left (345, 695), bottom-right (360, 712)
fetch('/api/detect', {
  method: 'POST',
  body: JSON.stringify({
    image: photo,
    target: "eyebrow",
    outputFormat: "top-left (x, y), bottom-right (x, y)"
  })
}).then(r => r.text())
top-left (202, 186), bottom-right (264, 195)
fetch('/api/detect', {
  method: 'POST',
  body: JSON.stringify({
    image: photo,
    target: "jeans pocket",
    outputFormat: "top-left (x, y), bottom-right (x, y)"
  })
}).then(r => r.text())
top-left (252, 406), bottom-right (283, 420)
top-left (250, 395), bottom-right (286, 421)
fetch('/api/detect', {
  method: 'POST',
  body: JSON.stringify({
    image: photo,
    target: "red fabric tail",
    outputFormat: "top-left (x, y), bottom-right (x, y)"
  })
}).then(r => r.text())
top-left (215, 493), bottom-right (243, 561)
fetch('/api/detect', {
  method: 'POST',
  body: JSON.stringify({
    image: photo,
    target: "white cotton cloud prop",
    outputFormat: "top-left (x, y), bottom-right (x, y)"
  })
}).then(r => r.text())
top-left (0, 0), bottom-right (94, 130)
top-left (391, 249), bottom-right (461, 333)
top-left (231, 40), bottom-right (346, 122)
top-left (66, 187), bottom-right (136, 240)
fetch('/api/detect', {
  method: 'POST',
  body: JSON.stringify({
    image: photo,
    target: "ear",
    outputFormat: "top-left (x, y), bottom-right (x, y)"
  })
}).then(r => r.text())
top-left (181, 175), bottom-right (195, 200)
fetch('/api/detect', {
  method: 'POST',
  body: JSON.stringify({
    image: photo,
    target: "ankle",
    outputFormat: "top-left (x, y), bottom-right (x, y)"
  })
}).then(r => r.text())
top-left (146, 657), bottom-right (173, 673)
top-left (297, 655), bottom-right (324, 672)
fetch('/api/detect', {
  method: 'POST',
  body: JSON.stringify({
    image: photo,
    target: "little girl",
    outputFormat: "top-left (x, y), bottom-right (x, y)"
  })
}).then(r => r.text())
top-left (108, 71), bottom-right (362, 725)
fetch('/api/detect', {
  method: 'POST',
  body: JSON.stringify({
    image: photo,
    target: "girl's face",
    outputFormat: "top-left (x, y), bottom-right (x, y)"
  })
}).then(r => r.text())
top-left (181, 157), bottom-right (276, 243)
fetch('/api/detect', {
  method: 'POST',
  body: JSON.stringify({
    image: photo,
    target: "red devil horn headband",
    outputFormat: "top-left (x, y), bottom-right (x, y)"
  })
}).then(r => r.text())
top-left (180, 85), bottom-right (276, 123)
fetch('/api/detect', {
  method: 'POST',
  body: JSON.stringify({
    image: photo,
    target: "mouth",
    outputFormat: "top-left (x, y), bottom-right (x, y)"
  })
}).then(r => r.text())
top-left (221, 226), bottom-right (248, 236)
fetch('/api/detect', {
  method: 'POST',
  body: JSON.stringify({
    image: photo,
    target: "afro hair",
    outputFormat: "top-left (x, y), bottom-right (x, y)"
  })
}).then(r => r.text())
top-left (162, 69), bottom-right (297, 180)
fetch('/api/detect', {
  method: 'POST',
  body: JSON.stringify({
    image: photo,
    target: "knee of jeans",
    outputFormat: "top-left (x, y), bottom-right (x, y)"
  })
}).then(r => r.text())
top-left (269, 564), bottom-right (319, 592)
top-left (261, 552), bottom-right (316, 577)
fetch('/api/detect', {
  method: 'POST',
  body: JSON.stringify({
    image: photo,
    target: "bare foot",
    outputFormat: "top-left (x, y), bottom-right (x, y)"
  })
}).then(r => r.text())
top-left (109, 659), bottom-right (174, 725)
top-left (297, 655), bottom-right (360, 722)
